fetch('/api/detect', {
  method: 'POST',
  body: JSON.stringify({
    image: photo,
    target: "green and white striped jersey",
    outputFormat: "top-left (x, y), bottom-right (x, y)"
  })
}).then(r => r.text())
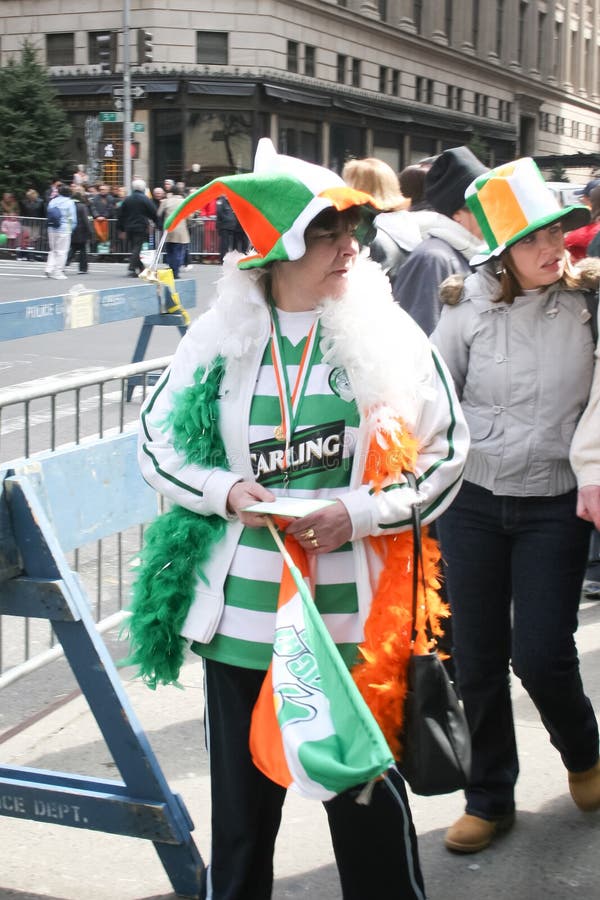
top-left (195, 308), bottom-right (362, 670)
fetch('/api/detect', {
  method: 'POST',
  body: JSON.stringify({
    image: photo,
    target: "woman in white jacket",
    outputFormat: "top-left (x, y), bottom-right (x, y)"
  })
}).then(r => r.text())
top-left (129, 141), bottom-right (468, 900)
top-left (431, 158), bottom-right (600, 855)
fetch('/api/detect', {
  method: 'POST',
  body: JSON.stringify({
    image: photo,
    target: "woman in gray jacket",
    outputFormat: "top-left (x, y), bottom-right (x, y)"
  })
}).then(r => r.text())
top-left (431, 157), bottom-right (600, 854)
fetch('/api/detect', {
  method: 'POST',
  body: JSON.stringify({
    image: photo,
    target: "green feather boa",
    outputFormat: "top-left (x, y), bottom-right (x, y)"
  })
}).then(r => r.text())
top-left (122, 358), bottom-right (229, 688)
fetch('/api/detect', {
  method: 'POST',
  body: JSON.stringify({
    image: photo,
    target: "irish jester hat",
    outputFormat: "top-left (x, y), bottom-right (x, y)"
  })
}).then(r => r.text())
top-left (466, 157), bottom-right (590, 266)
top-left (158, 138), bottom-right (379, 269)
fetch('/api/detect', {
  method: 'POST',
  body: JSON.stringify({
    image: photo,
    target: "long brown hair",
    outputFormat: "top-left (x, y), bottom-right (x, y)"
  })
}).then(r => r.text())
top-left (495, 247), bottom-right (580, 304)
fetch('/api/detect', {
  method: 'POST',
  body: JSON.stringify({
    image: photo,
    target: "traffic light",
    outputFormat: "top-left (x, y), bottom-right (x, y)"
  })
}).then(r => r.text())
top-left (96, 33), bottom-right (112, 74)
top-left (137, 29), bottom-right (153, 65)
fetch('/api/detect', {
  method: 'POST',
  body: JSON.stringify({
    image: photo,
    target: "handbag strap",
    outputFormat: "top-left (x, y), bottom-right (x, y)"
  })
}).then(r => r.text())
top-left (405, 471), bottom-right (430, 647)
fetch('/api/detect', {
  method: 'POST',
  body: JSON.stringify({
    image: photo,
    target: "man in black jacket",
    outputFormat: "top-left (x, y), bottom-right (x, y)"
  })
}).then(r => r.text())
top-left (116, 179), bottom-right (158, 276)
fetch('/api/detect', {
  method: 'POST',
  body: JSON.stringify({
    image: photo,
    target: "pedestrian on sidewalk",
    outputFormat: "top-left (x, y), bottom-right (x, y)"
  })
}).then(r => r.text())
top-left (431, 157), bottom-right (600, 855)
top-left (116, 179), bottom-right (158, 277)
top-left (66, 190), bottom-right (93, 273)
top-left (157, 185), bottom-right (190, 278)
top-left (571, 304), bottom-right (600, 599)
top-left (128, 139), bottom-right (469, 900)
top-left (45, 184), bottom-right (76, 279)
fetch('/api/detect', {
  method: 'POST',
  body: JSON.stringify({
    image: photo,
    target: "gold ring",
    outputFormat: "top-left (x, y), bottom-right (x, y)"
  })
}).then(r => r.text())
top-left (303, 528), bottom-right (315, 540)
top-left (310, 538), bottom-right (319, 548)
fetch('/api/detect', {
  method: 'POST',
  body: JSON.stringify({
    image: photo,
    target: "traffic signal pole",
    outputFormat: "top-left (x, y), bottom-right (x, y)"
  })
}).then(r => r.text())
top-left (123, 0), bottom-right (132, 195)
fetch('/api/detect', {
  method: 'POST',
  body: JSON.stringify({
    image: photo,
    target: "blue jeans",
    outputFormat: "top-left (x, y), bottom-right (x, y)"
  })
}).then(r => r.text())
top-left (165, 242), bottom-right (185, 278)
top-left (437, 481), bottom-right (598, 820)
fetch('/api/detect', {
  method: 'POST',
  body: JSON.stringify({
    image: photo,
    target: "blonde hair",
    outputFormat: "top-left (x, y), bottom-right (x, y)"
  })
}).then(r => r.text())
top-left (342, 157), bottom-right (406, 211)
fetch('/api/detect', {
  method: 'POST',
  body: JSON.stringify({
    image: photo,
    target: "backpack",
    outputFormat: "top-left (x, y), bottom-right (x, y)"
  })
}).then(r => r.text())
top-left (47, 205), bottom-right (62, 229)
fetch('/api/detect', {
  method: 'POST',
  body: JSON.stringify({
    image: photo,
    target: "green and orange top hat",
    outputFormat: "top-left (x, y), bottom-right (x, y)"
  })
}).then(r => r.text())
top-left (466, 157), bottom-right (590, 265)
top-left (163, 138), bottom-right (379, 269)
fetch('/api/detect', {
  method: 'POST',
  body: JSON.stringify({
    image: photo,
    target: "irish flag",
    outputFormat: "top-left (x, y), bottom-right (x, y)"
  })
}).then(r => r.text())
top-left (249, 522), bottom-right (395, 801)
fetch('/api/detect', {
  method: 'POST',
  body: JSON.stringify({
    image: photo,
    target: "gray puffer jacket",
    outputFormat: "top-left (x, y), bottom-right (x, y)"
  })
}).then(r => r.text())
top-left (431, 260), bottom-right (600, 497)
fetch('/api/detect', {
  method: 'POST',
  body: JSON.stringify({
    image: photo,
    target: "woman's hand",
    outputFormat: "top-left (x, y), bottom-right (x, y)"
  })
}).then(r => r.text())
top-left (286, 500), bottom-right (352, 554)
top-left (577, 485), bottom-right (600, 531)
top-left (226, 480), bottom-right (276, 527)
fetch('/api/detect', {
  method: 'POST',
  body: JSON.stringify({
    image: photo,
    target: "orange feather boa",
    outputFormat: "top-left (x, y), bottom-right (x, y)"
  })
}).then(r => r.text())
top-left (350, 413), bottom-right (448, 759)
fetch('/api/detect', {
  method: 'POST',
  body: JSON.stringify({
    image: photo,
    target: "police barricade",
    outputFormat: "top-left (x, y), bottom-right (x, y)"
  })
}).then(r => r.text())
top-left (0, 431), bottom-right (205, 897)
top-left (0, 215), bottom-right (220, 262)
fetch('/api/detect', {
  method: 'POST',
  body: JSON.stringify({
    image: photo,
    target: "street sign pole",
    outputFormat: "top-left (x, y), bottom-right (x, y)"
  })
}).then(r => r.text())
top-left (123, 0), bottom-right (132, 195)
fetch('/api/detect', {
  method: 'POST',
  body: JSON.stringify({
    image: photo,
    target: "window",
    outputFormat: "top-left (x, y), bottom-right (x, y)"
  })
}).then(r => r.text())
top-left (351, 58), bottom-right (361, 88)
top-left (391, 69), bottom-right (400, 95)
top-left (555, 115), bottom-right (565, 135)
top-left (46, 33), bottom-right (74, 66)
top-left (337, 54), bottom-right (347, 84)
top-left (379, 66), bottom-right (388, 93)
top-left (474, 92), bottom-right (488, 117)
top-left (379, 0), bottom-right (388, 19)
top-left (413, 0), bottom-right (423, 33)
top-left (517, 2), bottom-right (527, 64)
top-left (447, 85), bottom-right (463, 110)
top-left (196, 31), bottom-right (228, 65)
top-left (537, 12), bottom-right (546, 72)
top-left (570, 29), bottom-right (577, 86)
top-left (445, 0), bottom-right (453, 42)
top-left (472, 0), bottom-right (479, 51)
top-left (415, 76), bottom-right (433, 103)
top-left (304, 44), bottom-right (315, 77)
top-left (554, 21), bottom-right (563, 80)
top-left (496, 0), bottom-right (504, 58)
top-left (286, 40), bottom-right (299, 73)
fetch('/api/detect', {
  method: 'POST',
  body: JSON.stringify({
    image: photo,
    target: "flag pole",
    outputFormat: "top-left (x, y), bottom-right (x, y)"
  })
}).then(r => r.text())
top-left (265, 517), bottom-right (295, 569)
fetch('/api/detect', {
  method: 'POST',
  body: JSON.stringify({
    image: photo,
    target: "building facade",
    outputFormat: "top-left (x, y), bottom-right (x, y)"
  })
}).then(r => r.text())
top-left (1, 0), bottom-right (599, 188)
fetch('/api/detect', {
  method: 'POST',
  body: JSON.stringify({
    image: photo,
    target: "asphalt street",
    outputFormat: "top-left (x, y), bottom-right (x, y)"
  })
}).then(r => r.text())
top-left (0, 258), bottom-right (221, 389)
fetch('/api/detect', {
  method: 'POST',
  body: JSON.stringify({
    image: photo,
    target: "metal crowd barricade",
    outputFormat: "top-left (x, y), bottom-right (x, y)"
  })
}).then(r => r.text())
top-left (0, 430), bottom-right (206, 896)
top-left (0, 214), bottom-right (220, 262)
top-left (0, 358), bottom-right (170, 683)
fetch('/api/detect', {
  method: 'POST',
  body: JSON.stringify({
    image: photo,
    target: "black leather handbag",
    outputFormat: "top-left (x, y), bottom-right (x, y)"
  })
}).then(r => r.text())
top-left (397, 476), bottom-right (472, 796)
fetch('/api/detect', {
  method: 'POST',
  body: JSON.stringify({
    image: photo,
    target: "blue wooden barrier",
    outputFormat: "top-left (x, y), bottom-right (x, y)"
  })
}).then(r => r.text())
top-left (0, 277), bottom-right (196, 342)
top-left (0, 432), bottom-right (206, 898)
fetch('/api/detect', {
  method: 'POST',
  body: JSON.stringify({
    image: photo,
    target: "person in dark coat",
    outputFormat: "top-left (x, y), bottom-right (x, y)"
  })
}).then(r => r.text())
top-left (116, 179), bottom-right (158, 276)
top-left (216, 195), bottom-right (242, 262)
top-left (66, 190), bottom-right (93, 273)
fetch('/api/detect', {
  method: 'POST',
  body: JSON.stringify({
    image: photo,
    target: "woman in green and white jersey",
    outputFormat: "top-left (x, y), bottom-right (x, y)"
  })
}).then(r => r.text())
top-left (134, 141), bottom-right (469, 900)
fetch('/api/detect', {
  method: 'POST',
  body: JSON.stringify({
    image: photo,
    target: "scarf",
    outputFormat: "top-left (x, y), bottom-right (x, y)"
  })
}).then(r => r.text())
top-left (125, 258), bottom-right (447, 755)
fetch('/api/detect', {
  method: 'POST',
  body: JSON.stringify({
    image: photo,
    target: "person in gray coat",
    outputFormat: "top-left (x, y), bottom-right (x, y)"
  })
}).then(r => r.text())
top-left (431, 157), bottom-right (600, 855)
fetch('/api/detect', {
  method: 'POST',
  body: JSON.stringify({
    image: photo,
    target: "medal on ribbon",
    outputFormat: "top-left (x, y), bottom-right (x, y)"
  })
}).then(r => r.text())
top-left (269, 309), bottom-right (320, 463)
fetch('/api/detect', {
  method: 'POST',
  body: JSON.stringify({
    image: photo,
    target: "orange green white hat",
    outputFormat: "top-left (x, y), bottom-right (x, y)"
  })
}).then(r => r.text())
top-left (465, 157), bottom-right (590, 265)
top-left (163, 138), bottom-right (379, 269)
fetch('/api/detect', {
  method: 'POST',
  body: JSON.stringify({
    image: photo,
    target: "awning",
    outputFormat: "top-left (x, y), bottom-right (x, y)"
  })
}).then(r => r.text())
top-left (264, 84), bottom-right (331, 107)
top-left (188, 81), bottom-right (256, 96)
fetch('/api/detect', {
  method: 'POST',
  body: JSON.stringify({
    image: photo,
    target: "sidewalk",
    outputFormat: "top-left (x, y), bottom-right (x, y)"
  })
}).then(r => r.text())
top-left (1, 598), bottom-right (600, 900)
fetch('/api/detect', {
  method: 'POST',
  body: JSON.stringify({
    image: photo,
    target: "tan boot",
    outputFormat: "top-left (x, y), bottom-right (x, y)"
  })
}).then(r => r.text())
top-left (568, 760), bottom-right (600, 812)
top-left (444, 812), bottom-right (515, 853)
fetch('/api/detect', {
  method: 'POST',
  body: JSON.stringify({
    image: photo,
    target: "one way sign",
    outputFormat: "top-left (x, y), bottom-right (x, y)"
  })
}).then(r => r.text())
top-left (112, 85), bottom-right (146, 99)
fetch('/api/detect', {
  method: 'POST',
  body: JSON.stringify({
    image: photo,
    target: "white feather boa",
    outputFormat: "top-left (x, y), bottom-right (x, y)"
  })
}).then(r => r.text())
top-left (186, 251), bottom-right (436, 427)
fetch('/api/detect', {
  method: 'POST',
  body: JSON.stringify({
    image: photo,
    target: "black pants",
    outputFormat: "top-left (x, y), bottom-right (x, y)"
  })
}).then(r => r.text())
top-left (203, 659), bottom-right (426, 900)
top-left (66, 241), bottom-right (88, 272)
top-left (127, 230), bottom-right (146, 273)
top-left (438, 482), bottom-right (598, 819)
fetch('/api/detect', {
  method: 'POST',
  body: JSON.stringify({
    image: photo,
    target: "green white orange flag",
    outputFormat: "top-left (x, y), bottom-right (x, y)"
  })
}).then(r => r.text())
top-left (249, 520), bottom-right (395, 801)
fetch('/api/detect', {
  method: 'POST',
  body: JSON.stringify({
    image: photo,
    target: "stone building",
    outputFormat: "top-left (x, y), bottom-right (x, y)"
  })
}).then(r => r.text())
top-left (1, 0), bottom-right (599, 187)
